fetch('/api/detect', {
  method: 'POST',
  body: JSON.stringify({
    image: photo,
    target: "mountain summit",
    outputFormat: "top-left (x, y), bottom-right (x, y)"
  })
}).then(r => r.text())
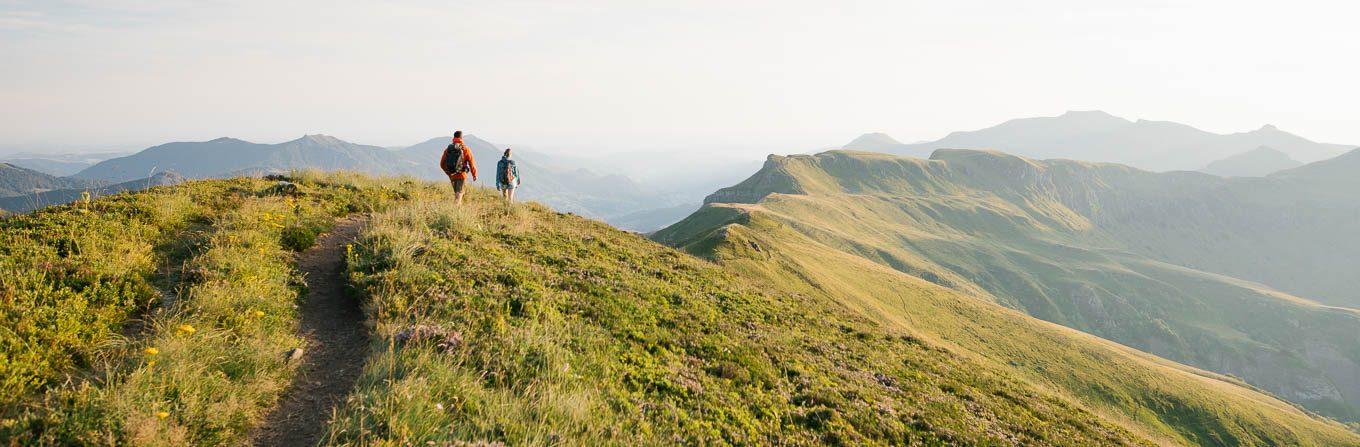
top-left (843, 132), bottom-right (905, 152)
top-left (1200, 146), bottom-right (1302, 177)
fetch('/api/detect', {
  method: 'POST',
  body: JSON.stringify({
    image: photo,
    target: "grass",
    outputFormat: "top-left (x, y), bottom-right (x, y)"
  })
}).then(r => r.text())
top-left (324, 189), bottom-right (1160, 446)
top-left (3, 168), bottom-right (1356, 446)
top-left (655, 150), bottom-right (1360, 422)
top-left (686, 211), bottom-right (1360, 446)
top-left (0, 172), bottom-right (417, 445)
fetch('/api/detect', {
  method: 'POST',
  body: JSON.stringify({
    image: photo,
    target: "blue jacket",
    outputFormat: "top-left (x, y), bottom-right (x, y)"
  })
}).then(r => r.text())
top-left (495, 157), bottom-right (520, 187)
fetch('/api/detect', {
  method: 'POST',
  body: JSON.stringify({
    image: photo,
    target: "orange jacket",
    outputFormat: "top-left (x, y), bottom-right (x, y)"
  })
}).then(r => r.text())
top-left (441, 137), bottom-right (477, 180)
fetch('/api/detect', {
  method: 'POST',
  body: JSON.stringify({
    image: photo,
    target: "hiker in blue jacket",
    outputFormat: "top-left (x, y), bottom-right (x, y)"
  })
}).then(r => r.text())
top-left (496, 148), bottom-right (521, 203)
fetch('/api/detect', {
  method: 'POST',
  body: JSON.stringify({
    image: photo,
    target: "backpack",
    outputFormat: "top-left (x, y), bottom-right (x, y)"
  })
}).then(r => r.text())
top-left (441, 142), bottom-right (469, 174)
top-left (501, 159), bottom-right (516, 184)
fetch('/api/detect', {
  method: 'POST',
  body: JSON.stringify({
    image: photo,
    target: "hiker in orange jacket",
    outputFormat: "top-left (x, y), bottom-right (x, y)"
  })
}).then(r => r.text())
top-left (440, 130), bottom-right (478, 205)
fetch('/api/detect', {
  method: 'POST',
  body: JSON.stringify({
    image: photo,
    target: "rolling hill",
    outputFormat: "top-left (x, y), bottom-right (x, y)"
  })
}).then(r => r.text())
top-left (0, 172), bottom-right (184, 213)
top-left (0, 162), bottom-right (100, 197)
top-left (854, 111), bottom-right (1353, 171)
top-left (1200, 146), bottom-right (1303, 177)
top-left (656, 149), bottom-right (1360, 421)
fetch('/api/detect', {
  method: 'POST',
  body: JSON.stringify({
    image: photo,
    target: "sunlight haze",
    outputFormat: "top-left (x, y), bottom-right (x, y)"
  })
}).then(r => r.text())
top-left (3, 0), bottom-right (1358, 156)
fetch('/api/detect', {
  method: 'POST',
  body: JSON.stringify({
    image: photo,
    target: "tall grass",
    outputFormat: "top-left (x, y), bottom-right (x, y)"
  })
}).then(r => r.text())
top-left (0, 173), bottom-right (421, 445)
top-left (0, 181), bottom-right (236, 414)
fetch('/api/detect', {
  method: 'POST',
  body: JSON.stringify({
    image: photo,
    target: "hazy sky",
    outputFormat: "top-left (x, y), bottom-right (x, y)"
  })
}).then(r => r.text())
top-left (3, 0), bottom-right (1358, 157)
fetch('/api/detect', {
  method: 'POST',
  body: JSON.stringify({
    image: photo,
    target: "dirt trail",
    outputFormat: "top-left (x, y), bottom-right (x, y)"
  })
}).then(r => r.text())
top-left (251, 217), bottom-right (370, 447)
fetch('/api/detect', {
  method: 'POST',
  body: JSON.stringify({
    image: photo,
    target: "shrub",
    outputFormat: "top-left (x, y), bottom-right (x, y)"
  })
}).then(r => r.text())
top-left (280, 225), bottom-right (318, 251)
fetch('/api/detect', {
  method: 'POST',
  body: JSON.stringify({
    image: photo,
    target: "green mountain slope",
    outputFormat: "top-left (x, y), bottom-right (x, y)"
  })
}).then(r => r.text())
top-left (2, 174), bottom-right (1357, 445)
top-left (321, 191), bottom-right (1355, 446)
top-left (0, 173), bottom-right (418, 445)
top-left (656, 150), bottom-right (1360, 422)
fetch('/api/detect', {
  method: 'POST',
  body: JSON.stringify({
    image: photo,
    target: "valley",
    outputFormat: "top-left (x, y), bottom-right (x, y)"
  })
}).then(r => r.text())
top-left (656, 149), bottom-right (1360, 421)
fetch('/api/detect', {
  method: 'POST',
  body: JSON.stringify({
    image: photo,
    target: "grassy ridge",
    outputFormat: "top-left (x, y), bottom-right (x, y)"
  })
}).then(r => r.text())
top-left (663, 150), bottom-right (1360, 420)
top-left (680, 210), bottom-right (1360, 446)
top-left (324, 190), bottom-right (1159, 446)
top-left (0, 173), bottom-right (413, 444)
top-left (3, 171), bottom-right (1355, 445)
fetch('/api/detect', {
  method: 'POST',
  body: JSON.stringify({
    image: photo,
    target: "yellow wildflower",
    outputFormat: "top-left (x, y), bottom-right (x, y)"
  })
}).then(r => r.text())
top-left (144, 347), bottom-right (159, 356)
top-left (176, 324), bottom-right (197, 335)
top-left (156, 411), bottom-right (169, 419)
top-left (253, 310), bottom-right (265, 318)
top-left (147, 360), bottom-right (156, 367)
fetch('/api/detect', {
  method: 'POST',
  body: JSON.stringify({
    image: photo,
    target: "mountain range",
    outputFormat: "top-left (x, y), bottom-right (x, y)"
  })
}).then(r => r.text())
top-left (0, 152), bottom-right (130, 177)
top-left (73, 135), bottom-right (408, 182)
top-left (656, 148), bottom-right (1360, 421)
top-left (57, 134), bottom-right (696, 230)
top-left (847, 110), bottom-right (1354, 171)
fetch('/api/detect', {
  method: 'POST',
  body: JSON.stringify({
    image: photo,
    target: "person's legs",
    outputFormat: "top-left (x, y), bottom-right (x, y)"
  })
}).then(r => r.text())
top-left (507, 187), bottom-right (515, 203)
top-left (452, 178), bottom-right (466, 205)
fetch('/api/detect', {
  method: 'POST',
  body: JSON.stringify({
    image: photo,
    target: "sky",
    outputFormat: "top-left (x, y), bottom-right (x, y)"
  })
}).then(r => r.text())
top-left (2, 0), bottom-right (1359, 157)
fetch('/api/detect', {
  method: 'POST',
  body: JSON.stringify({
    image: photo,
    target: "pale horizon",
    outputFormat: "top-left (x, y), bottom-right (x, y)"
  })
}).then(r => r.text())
top-left (4, 1), bottom-right (1359, 157)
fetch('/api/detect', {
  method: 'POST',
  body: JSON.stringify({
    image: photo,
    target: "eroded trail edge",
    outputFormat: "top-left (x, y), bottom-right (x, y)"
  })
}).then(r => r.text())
top-left (251, 217), bottom-right (369, 447)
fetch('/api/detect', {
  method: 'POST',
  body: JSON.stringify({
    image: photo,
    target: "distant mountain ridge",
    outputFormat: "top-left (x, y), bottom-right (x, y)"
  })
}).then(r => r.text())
top-left (71, 134), bottom-right (694, 228)
top-left (658, 148), bottom-right (1360, 421)
top-left (74, 135), bottom-right (406, 183)
top-left (851, 111), bottom-right (1354, 171)
top-left (0, 171), bottom-right (183, 213)
top-left (1200, 146), bottom-right (1302, 177)
top-left (1, 152), bottom-right (131, 176)
top-left (0, 163), bottom-right (101, 197)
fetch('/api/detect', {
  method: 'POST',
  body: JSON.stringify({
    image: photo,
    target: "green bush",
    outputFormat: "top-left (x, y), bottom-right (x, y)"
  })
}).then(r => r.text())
top-left (279, 225), bottom-right (318, 251)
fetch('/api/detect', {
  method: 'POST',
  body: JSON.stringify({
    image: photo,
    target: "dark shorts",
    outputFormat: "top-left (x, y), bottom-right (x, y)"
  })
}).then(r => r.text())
top-left (450, 178), bottom-right (466, 194)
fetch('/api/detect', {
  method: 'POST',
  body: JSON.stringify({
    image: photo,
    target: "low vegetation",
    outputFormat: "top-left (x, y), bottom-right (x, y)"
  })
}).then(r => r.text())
top-left (2, 171), bottom-right (1357, 446)
top-left (656, 149), bottom-right (1360, 421)
top-left (324, 190), bottom-right (1165, 445)
top-left (0, 172), bottom-right (414, 444)
top-left (670, 209), bottom-right (1360, 446)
